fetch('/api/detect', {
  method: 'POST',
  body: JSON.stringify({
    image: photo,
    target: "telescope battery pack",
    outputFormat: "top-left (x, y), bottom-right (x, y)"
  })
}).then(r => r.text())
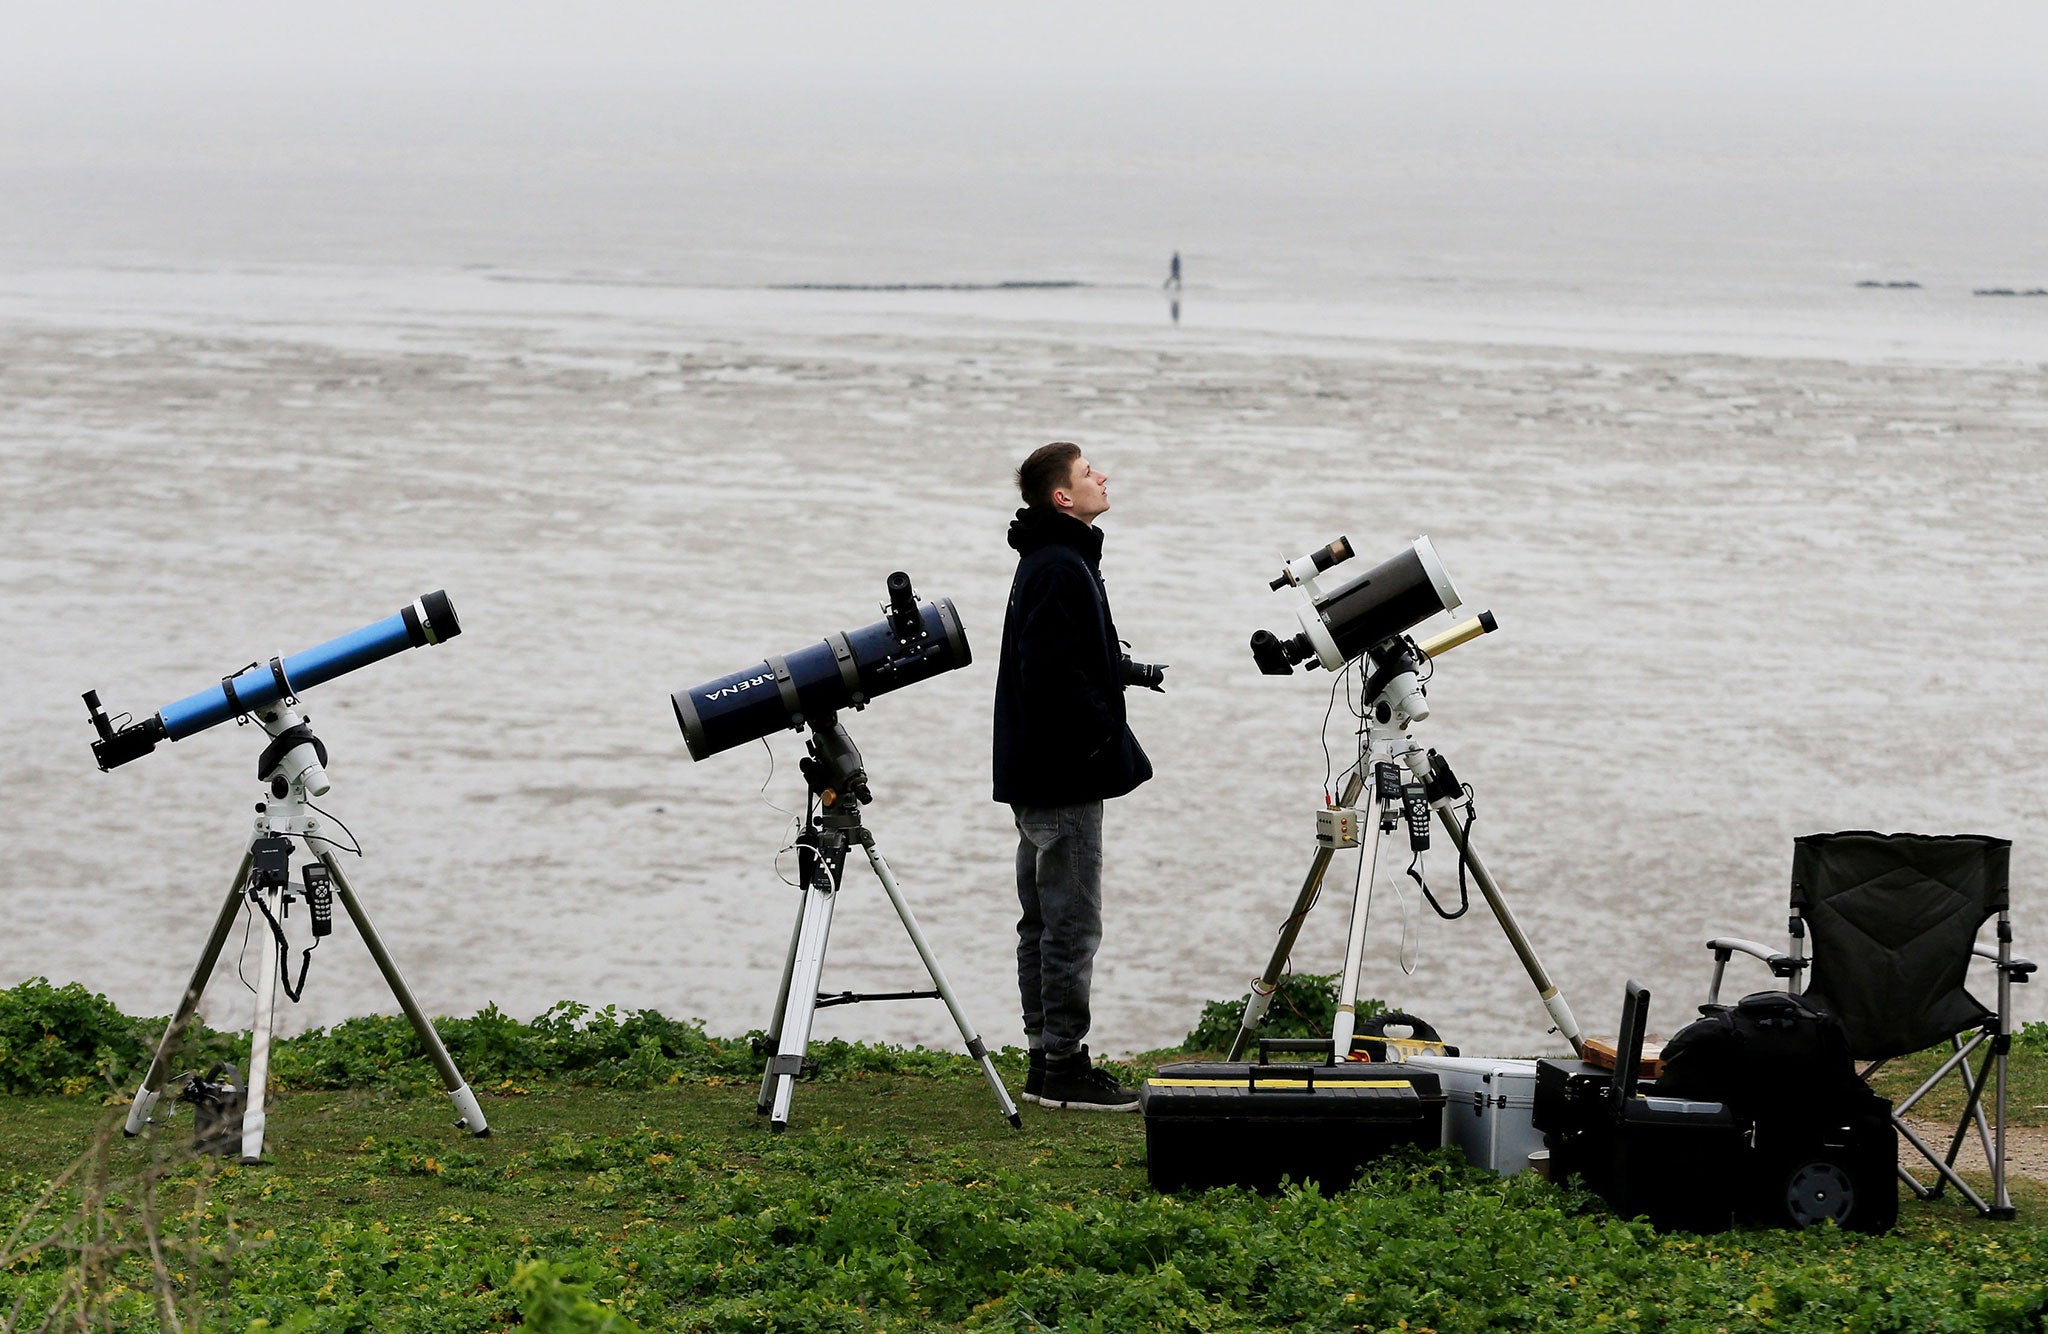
top-left (1140, 1045), bottom-right (1444, 1193)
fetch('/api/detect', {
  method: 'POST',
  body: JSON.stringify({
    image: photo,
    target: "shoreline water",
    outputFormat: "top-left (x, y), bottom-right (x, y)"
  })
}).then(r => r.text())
top-left (3, 260), bottom-right (2044, 370)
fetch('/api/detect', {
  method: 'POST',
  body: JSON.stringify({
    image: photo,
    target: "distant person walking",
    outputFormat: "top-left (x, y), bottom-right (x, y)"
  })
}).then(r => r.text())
top-left (1164, 251), bottom-right (1182, 290)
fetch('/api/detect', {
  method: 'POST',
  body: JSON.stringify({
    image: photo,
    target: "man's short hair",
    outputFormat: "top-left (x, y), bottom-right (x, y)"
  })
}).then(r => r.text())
top-left (1017, 442), bottom-right (1082, 510)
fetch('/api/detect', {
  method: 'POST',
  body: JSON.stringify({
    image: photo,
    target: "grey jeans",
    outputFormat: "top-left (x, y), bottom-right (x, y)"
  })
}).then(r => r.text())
top-left (1012, 801), bottom-right (1105, 1060)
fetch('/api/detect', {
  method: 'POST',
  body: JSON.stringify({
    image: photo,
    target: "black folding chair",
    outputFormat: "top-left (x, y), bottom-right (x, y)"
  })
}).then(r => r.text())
top-left (1703, 831), bottom-right (2033, 1218)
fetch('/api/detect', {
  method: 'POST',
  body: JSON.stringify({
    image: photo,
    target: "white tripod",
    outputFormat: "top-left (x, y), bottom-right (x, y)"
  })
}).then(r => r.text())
top-left (754, 716), bottom-right (1021, 1133)
top-left (121, 698), bottom-right (489, 1161)
top-left (1227, 620), bottom-right (1588, 1063)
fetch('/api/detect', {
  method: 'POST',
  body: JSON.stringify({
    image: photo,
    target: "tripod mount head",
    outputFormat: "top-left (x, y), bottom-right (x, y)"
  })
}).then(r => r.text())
top-left (253, 702), bottom-right (331, 799)
top-left (799, 713), bottom-right (872, 810)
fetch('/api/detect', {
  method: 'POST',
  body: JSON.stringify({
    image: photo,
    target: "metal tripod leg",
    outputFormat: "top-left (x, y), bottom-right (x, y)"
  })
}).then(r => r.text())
top-left (321, 852), bottom-right (489, 1135)
top-left (1331, 813), bottom-right (1389, 1057)
top-left (1431, 803), bottom-right (1586, 1058)
top-left (125, 852), bottom-right (255, 1136)
top-left (862, 841), bottom-right (1021, 1128)
top-left (755, 890), bottom-right (810, 1116)
top-left (1226, 738), bottom-right (1586, 1061)
top-left (766, 873), bottom-right (839, 1132)
top-left (240, 883), bottom-right (282, 1162)
top-left (1228, 772), bottom-right (1367, 1060)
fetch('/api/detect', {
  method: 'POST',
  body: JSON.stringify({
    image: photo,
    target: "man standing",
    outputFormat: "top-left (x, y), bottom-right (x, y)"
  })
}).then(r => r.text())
top-left (993, 442), bottom-right (1165, 1110)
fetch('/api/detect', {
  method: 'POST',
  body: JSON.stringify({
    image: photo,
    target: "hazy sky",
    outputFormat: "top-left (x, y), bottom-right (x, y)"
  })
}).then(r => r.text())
top-left (3, 3), bottom-right (2041, 184)
top-left (7, 1), bottom-right (2047, 89)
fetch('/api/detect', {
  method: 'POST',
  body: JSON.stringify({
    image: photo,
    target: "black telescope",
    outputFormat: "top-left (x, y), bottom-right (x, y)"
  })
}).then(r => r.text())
top-left (672, 572), bottom-right (969, 761)
top-left (83, 592), bottom-right (462, 771)
top-left (1251, 536), bottom-right (1461, 675)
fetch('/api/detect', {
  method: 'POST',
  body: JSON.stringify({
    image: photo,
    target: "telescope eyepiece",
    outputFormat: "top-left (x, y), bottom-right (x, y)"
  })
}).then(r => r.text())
top-left (82, 692), bottom-right (166, 771)
top-left (1250, 629), bottom-right (1315, 676)
top-left (885, 571), bottom-right (921, 638)
top-left (83, 690), bottom-right (113, 741)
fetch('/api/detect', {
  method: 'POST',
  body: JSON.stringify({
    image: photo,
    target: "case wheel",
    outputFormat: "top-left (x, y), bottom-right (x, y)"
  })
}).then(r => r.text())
top-left (1781, 1159), bottom-right (1857, 1228)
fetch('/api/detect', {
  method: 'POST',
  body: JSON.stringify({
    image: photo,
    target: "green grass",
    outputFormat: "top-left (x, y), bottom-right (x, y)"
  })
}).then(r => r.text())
top-left (6, 979), bottom-right (2048, 1331)
top-left (7, 1072), bottom-right (2048, 1332)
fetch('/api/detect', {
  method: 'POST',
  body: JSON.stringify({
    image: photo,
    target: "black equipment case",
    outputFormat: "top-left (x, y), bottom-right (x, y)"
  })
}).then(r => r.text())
top-left (1141, 1038), bottom-right (1445, 1193)
top-left (1536, 981), bottom-right (1897, 1234)
top-left (1535, 1055), bottom-right (1743, 1233)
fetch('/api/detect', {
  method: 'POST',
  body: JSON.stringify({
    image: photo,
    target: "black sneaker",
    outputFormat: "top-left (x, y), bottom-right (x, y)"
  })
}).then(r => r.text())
top-left (1038, 1046), bottom-right (1138, 1112)
top-left (1023, 1048), bottom-right (1047, 1105)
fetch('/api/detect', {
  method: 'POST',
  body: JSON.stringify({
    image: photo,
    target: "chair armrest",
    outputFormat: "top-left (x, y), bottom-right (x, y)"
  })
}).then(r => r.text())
top-left (1975, 944), bottom-right (2038, 979)
top-left (1707, 937), bottom-right (1806, 979)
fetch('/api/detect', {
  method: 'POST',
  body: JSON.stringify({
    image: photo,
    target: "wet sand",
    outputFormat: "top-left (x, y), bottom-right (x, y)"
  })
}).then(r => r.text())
top-left (3, 298), bottom-right (2043, 1057)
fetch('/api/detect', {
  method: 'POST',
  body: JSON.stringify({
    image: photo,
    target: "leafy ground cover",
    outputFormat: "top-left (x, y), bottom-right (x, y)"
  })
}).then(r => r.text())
top-left (3, 977), bottom-right (2045, 1332)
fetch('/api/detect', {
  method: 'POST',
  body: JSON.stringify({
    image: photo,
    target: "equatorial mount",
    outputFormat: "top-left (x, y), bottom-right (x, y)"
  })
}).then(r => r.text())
top-left (798, 714), bottom-right (872, 810)
top-left (1228, 577), bottom-right (1581, 1064)
top-left (117, 689), bottom-right (488, 1161)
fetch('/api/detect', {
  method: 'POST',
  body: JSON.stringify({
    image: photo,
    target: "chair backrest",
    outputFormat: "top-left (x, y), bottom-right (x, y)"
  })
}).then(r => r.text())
top-left (1792, 830), bottom-right (2008, 1061)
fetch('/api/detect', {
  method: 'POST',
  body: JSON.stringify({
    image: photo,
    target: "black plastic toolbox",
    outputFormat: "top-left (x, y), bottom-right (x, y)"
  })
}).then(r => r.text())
top-left (1140, 1039), bottom-right (1445, 1193)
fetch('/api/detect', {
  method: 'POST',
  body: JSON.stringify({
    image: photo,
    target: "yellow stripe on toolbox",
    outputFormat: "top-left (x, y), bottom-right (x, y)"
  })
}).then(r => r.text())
top-left (1145, 1078), bottom-right (1413, 1089)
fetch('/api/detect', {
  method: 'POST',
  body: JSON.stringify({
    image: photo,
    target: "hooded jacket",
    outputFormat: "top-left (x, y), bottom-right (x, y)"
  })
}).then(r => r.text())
top-left (992, 507), bottom-right (1153, 806)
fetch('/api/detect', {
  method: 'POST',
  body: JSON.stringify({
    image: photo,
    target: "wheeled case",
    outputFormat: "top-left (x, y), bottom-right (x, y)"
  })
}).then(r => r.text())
top-left (1404, 1055), bottom-right (1544, 1176)
top-left (1141, 1039), bottom-right (1445, 1193)
top-left (1739, 1090), bottom-right (1898, 1233)
top-left (1536, 980), bottom-right (1899, 1234)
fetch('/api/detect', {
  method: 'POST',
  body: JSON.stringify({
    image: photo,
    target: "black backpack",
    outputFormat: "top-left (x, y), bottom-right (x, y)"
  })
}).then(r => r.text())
top-left (1657, 991), bottom-right (1861, 1121)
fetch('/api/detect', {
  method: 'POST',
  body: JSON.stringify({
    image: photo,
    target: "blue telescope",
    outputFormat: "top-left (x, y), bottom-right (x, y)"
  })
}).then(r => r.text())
top-left (673, 572), bottom-right (968, 761)
top-left (84, 591), bottom-right (462, 770)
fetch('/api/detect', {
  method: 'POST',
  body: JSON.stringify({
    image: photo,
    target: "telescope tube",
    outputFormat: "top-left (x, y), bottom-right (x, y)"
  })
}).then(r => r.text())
top-left (673, 575), bottom-right (969, 762)
top-left (160, 592), bottom-right (459, 738)
top-left (675, 596), bottom-right (968, 761)
top-left (86, 591), bottom-right (460, 770)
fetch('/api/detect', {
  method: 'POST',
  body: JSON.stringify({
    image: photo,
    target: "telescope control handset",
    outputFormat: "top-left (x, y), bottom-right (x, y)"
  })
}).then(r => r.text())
top-left (83, 591), bottom-right (462, 772)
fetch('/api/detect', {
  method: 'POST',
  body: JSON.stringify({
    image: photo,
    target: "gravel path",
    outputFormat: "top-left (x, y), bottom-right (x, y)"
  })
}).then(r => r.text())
top-left (1901, 1116), bottom-right (2048, 1185)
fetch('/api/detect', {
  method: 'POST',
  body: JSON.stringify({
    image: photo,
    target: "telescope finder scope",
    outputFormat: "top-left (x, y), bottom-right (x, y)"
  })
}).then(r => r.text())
top-left (84, 591), bottom-right (462, 771)
top-left (1270, 536), bottom-right (1355, 591)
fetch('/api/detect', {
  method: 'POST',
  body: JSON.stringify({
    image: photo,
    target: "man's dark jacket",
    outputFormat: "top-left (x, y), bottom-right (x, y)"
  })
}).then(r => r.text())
top-left (992, 507), bottom-right (1153, 806)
